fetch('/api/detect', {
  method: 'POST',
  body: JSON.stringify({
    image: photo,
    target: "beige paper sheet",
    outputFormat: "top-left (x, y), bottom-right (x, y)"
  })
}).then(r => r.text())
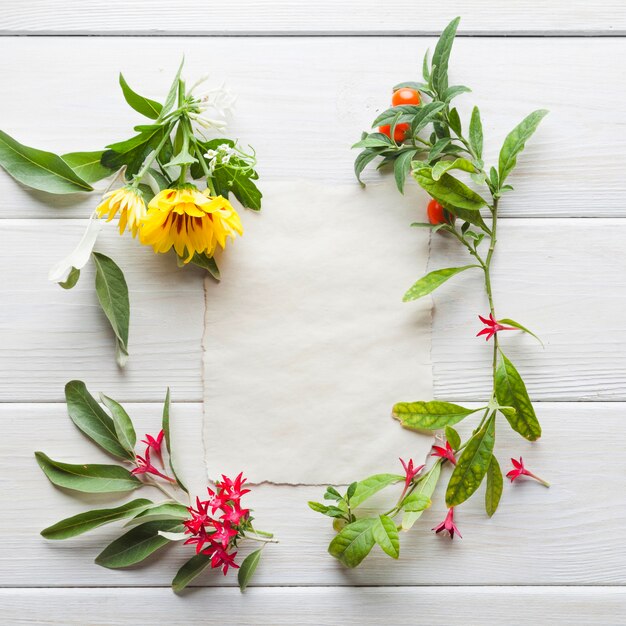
top-left (203, 180), bottom-right (433, 484)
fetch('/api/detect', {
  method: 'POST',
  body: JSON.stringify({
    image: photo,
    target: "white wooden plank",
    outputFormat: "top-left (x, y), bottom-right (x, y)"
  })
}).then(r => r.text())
top-left (430, 218), bottom-right (626, 400)
top-left (0, 37), bottom-right (624, 218)
top-left (0, 220), bottom-right (204, 402)
top-left (2, 1), bottom-right (625, 35)
top-left (2, 587), bottom-right (626, 626)
top-left (4, 402), bottom-right (625, 586)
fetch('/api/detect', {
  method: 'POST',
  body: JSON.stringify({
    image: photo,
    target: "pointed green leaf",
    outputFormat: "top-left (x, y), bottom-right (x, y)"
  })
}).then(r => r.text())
top-left (92, 252), bottom-right (130, 368)
top-left (469, 106), bottom-right (483, 159)
top-left (495, 353), bottom-right (542, 441)
top-left (0, 129), bottom-right (93, 193)
top-left (59, 266), bottom-right (80, 290)
top-left (393, 400), bottom-right (479, 431)
top-left (342, 474), bottom-right (404, 509)
top-left (328, 518), bottom-right (377, 568)
top-left (101, 126), bottom-right (165, 178)
top-left (400, 493), bottom-right (431, 513)
top-left (172, 553), bottom-right (212, 593)
top-left (225, 173), bottom-right (262, 211)
top-left (402, 462), bottom-right (440, 530)
top-left (409, 101), bottom-right (447, 135)
top-left (485, 455), bottom-right (503, 517)
top-left (65, 380), bottom-right (132, 460)
top-left (394, 149), bottom-right (418, 193)
top-left (95, 520), bottom-right (184, 569)
top-left (413, 168), bottom-right (487, 212)
top-left (41, 499), bottom-right (153, 540)
top-left (372, 104), bottom-right (422, 128)
top-left (61, 151), bottom-right (114, 184)
top-left (187, 252), bottom-right (220, 280)
top-left (445, 425), bottom-right (461, 450)
top-left (127, 502), bottom-right (190, 525)
top-left (431, 158), bottom-right (476, 182)
top-left (498, 318), bottom-right (544, 347)
top-left (119, 73), bottom-right (163, 120)
top-left (372, 515), bottom-right (400, 559)
top-left (431, 17), bottom-right (461, 94)
top-left (159, 58), bottom-right (185, 120)
top-left (238, 549), bottom-right (263, 592)
top-left (99, 394), bottom-right (136, 454)
top-left (403, 265), bottom-right (478, 302)
top-left (354, 149), bottom-right (379, 184)
top-left (35, 452), bottom-right (142, 494)
top-left (162, 388), bottom-right (188, 493)
top-left (498, 109), bottom-right (548, 184)
top-left (446, 414), bottom-right (495, 507)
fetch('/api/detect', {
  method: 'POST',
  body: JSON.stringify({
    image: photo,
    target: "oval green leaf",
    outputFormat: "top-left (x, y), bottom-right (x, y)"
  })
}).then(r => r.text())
top-left (35, 452), bottom-right (142, 493)
top-left (172, 553), bottom-right (212, 593)
top-left (495, 353), bottom-right (542, 441)
top-left (445, 425), bottom-right (461, 450)
top-left (485, 455), bottom-right (503, 517)
top-left (119, 73), bottom-right (163, 120)
top-left (100, 393), bottom-right (136, 454)
top-left (393, 400), bottom-right (479, 431)
top-left (61, 151), bottom-right (115, 184)
top-left (238, 549), bottom-right (263, 592)
top-left (126, 502), bottom-right (189, 526)
top-left (469, 106), bottom-right (483, 159)
top-left (413, 168), bottom-right (487, 212)
top-left (403, 265), bottom-right (478, 302)
top-left (328, 518), bottom-right (377, 568)
top-left (162, 388), bottom-right (188, 493)
top-left (372, 515), bottom-right (400, 559)
top-left (431, 17), bottom-right (461, 93)
top-left (431, 158), bottom-right (476, 182)
top-left (445, 414), bottom-right (495, 507)
top-left (402, 462), bottom-right (440, 531)
top-left (343, 474), bottom-right (404, 509)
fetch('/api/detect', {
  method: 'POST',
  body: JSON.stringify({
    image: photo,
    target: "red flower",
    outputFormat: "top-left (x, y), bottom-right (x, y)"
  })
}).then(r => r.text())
top-left (431, 441), bottom-right (457, 465)
top-left (476, 313), bottom-right (516, 342)
top-left (131, 446), bottom-right (175, 483)
top-left (207, 546), bottom-right (239, 575)
top-left (217, 472), bottom-right (251, 501)
top-left (399, 458), bottom-right (425, 489)
top-left (432, 507), bottom-right (462, 539)
top-left (506, 457), bottom-right (550, 487)
top-left (141, 430), bottom-right (164, 463)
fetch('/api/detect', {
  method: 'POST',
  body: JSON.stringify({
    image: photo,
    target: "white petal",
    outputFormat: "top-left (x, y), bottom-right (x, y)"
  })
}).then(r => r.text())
top-left (48, 216), bottom-right (104, 283)
top-left (158, 531), bottom-right (188, 542)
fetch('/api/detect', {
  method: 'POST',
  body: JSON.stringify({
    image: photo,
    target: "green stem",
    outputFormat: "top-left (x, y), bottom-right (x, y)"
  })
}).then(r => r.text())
top-left (192, 139), bottom-right (217, 195)
top-left (484, 198), bottom-right (499, 399)
top-left (133, 127), bottom-right (173, 185)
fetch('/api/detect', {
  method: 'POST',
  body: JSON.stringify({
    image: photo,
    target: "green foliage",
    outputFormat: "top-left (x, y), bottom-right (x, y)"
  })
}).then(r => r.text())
top-left (172, 553), bottom-right (212, 593)
top-left (61, 151), bottom-right (114, 184)
top-left (401, 464), bottom-right (439, 530)
top-left (238, 549), bottom-right (263, 592)
top-left (119, 73), bottom-right (163, 119)
top-left (403, 265), bottom-right (478, 302)
top-left (100, 393), bottom-right (137, 454)
top-left (485, 456), bottom-right (503, 517)
top-left (328, 518), bottom-right (377, 568)
top-left (393, 400), bottom-right (479, 431)
top-left (162, 388), bottom-right (188, 493)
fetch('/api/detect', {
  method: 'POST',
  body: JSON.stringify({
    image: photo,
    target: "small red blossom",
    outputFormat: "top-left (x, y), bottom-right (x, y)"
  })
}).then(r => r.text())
top-left (476, 313), bottom-right (516, 342)
top-left (432, 507), bottom-right (462, 539)
top-left (131, 446), bottom-right (175, 483)
top-left (217, 472), bottom-right (251, 501)
top-left (506, 457), bottom-right (550, 487)
top-left (399, 458), bottom-right (425, 489)
top-left (431, 441), bottom-right (457, 465)
top-left (141, 430), bottom-right (164, 463)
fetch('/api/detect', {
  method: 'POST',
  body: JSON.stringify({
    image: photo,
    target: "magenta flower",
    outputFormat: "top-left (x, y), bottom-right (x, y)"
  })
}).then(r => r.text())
top-left (506, 457), bottom-right (550, 487)
top-left (131, 446), bottom-right (175, 482)
top-left (141, 429), bottom-right (165, 464)
top-left (476, 313), bottom-right (516, 341)
top-left (432, 507), bottom-right (462, 539)
top-left (399, 458), bottom-right (425, 489)
top-left (431, 441), bottom-right (457, 465)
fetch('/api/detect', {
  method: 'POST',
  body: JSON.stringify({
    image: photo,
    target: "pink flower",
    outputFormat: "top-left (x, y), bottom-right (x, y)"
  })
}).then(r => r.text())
top-left (217, 472), bottom-right (251, 501)
top-left (476, 313), bottom-right (516, 342)
top-left (431, 441), bottom-right (457, 465)
top-left (507, 457), bottom-right (550, 487)
top-left (399, 458), bottom-right (425, 489)
top-left (208, 546), bottom-right (239, 575)
top-left (141, 430), bottom-right (164, 463)
top-left (432, 507), bottom-right (462, 539)
top-left (131, 446), bottom-right (175, 483)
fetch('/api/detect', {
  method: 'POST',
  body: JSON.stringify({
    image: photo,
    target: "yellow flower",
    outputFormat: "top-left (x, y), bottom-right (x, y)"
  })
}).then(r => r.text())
top-left (139, 186), bottom-right (243, 262)
top-left (96, 186), bottom-right (147, 237)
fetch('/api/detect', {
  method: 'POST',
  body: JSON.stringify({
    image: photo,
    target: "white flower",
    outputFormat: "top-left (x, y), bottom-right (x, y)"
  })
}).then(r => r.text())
top-left (205, 149), bottom-right (218, 159)
top-left (222, 154), bottom-right (231, 164)
top-left (48, 213), bottom-right (104, 284)
top-left (218, 144), bottom-right (235, 156)
top-left (208, 157), bottom-right (217, 172)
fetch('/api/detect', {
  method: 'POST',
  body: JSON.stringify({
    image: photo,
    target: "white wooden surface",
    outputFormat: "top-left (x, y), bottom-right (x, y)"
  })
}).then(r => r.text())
top-left (1, 4), bottom-right (626, 624)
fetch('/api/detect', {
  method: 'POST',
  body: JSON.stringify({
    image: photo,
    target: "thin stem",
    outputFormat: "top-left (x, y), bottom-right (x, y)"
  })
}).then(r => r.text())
top-left (484, 198), bottom-right (499, 398)
top-left (143, 475), bottom-right (187, 505)
top-left (192, 139), bottom-right (217, 195)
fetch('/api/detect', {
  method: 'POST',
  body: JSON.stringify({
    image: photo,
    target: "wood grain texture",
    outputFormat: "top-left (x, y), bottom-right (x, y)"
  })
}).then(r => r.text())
top-left (4, 402), bottom-right (625, 586)
top-left (2, 587), bottom-right (626, 625)
top-left (0, 220), bottom-right (204, 402)
top-left (2, 1), bottom-right (625, 35)
top-left (0, 37), bottom-right (624, 218)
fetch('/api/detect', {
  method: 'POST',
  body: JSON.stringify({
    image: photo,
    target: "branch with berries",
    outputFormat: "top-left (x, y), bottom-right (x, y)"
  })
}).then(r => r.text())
top-left (35, 381), bottom-right (274, 592)
top-left (311, 16), bottom-right (549, 567)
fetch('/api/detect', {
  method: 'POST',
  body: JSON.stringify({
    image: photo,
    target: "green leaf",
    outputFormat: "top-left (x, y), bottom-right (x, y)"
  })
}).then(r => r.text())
top-left (402, 462), bottom-right (440, 530)
top-left (95, 520), bottom-right (183, 569)
top-left (127, 502), bottom-right (189, 525)
top-left (41, 499), bottom-right (153, 540)
top-left (409, 101), bottom-right (447, 135)
top-left (485, 456), bottom-right (503, 517)
top-left (0, 129), bottom-right (93, 193)
top-left (92, 252), bottom-right (130, 368)
top-left (431, 158), bottom-right (476, 182)
top-left (445, 425), bottom-right (461, 450)
top-left (119, 73), bottom-right (163, 120)
top-left (443, 86), bottom-right (471, 104)
top-left (498, 109), bottom-right (548, 184)
top-left (394, 149), bottom-right (418, 193)
top-left (402, 265), bottom-right (478, 302)
top-left (401, 492), bottom-right (431, 513)
top-left (352, 133), bottom-right (393, 150)
top-left (393, 400), bottom-right (479, 431)
top-left (225, 173), bottom-right (262, 211)
top-left (65, 380), bottom-right (133, 460)
top-left (344, 474), bottom-right (404, 509)
top-left (495, 353), bottom-right (542, 441)
top-left (61, 151), bottom-right (114, 184)
top-left (308, 501), bottom-right (330, 514)
top-left (162, 388), bottom-right (188, 493)
top-left (393, 81), bottom-right (430, 93)
top-left (431, 17), bottom-right (461, 94)
top-left (354, 149), bottom-right (379, 184)
top-left (187, 252), bottom-right (220, 280)
top-left (372, 104), bottom-right (422, 128)
top-left (413, 168), bottom-right (487, 211)
top-left (372, 515), bottom-right (400, 559)
top-left (238, 549), bottom-right (263, 592)
top-left (446, 414), bottom-right (495, 506)
top-left (469, 106), bottom-right (483, 159)
top-left (59, 267), bottom-right (80, 290)
top-left (447, 107), bottom-right (462, 135)
top-left (172, 553), bottom-right (212, 593)
top-left (102, 126), bottom-right (165, 179)
top-left (159, 58), bottom-right (184, 121)
top-left (99, 394), bottom-right (136, 454)
top-left (498, 318), bottom-right (544, 347)
top-left (35, 452), bottom-right (142, 493)
top-left (328, 518), bottom-right (377, 568)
